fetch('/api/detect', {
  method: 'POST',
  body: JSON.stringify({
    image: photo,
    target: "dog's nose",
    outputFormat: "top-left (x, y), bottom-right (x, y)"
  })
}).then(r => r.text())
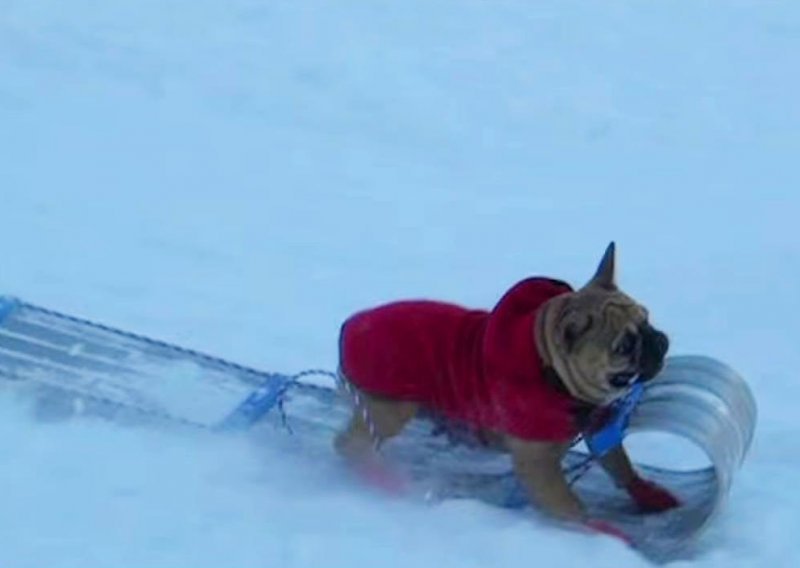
top-left (652, 329), bottom-right (669, 358)
top-left (638, 326), bottom-right (669, 381)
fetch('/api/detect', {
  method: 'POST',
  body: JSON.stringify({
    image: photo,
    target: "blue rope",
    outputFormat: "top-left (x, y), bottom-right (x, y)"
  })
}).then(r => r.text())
top-left (0, 296), bottom-right (19, 326)
top-left (218, 369), bottom-right (339, 431)
top-left (564, 382), bottom-right (645, 485)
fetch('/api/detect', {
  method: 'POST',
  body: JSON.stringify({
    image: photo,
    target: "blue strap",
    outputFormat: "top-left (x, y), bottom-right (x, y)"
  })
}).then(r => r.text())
top-left (0, 296), bottom-right (19, 325)
top-left (217, 374), bottom-right (296, 431)
top-left (218, 369), bottom-right (338, 431)
top-left (585, 382), bottom-right (644, 457)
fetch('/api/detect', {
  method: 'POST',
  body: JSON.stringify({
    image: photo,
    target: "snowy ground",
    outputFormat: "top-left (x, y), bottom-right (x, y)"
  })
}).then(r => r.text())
top-left (1, 1), bottom-right (799, 566)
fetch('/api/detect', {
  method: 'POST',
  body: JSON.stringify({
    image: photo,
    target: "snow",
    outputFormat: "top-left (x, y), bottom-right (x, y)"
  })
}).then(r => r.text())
top-left (0, 0), bottom-right (798, 565)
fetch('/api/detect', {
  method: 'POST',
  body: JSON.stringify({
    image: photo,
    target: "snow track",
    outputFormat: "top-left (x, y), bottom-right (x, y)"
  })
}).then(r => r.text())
top-left (0, 297), bottom-right (756, 562)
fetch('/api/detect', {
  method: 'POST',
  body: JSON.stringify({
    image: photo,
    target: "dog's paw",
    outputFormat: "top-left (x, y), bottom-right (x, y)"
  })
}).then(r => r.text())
top-left (626, 476), bottom-right (681, 513)
top-left (353, 458), bottom-right (410, 496)
top-left (583, 519), bottom-right (634, 546)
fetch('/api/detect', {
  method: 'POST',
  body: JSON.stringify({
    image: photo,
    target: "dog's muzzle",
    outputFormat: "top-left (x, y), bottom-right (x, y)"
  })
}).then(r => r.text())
top-left (638, 323), bottom-right (669, 381)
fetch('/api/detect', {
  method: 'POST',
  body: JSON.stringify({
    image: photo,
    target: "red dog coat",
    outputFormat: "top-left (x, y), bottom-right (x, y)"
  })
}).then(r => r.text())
top-left (339, 278), bottom-right (580, 442)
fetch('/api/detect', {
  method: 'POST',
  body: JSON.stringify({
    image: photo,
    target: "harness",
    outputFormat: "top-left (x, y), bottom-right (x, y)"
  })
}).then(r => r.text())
top-left (584, 381), bottom-right (644, 457)
top-left (335, 366), bottom-right (645, 485)
top-left (564, 381), bottom-right (644, 484)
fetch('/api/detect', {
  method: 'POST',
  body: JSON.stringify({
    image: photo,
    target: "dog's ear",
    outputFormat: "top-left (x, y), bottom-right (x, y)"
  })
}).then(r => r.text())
top-left (585, 242), bottom-right (617, 290)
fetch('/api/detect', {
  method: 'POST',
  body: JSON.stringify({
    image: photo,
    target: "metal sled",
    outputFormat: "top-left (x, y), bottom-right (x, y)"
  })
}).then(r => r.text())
top-left (0, 296), bottom-right (756, 562)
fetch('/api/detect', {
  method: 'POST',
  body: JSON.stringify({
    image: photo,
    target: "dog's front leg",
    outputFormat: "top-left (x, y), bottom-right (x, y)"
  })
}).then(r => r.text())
top-left (599, 443), bottom-right (680, 513)
top-left (506, 437), bottom-right (584, 521)
top-left (507, 437), bottom-right (635, 543)
top-left (597, 444), bottom-right (637, 488)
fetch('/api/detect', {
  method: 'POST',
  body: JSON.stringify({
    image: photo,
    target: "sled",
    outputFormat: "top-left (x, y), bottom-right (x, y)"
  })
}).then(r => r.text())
top-left (0, 296), bottom-right (756, 562)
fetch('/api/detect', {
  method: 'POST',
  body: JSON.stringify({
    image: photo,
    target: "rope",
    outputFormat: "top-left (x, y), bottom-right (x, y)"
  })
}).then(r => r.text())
top-left (268, 368), bottom-right (382, 451)
top-left (7, 298), bottom-right (643, 492)
top-left (563, 415), bottom-right (602, 486)
top-left (292, 369), bottom-right (338, 381)
top-left (565, 450), bottom-right (596, 487)
top-left (274, 369), bottom-right (338, 434)
top-left (563, 382), bottom-right (645, 485)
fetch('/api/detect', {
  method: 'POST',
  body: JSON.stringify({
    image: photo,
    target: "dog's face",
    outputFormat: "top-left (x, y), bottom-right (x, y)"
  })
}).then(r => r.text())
top-left (540, 243), bottom-right (669, 405)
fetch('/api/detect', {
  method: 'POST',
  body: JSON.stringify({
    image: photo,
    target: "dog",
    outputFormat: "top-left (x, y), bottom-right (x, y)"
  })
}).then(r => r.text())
top-left (334, 243), bottom-right (678, 538)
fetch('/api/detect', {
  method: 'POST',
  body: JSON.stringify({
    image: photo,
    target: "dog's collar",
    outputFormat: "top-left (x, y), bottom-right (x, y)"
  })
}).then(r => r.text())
top-left (542, 365), bottom-right (598, 429)
top-left (542, 364), bottom-right (589, 403)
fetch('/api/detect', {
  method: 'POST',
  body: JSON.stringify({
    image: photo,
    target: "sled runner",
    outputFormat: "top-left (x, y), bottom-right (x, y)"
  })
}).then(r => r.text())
top-left (0, 296), bottom-right (756, 562)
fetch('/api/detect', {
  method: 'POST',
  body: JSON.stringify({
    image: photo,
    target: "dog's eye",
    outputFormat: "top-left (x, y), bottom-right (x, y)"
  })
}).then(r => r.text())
top-left (564, 315), bottom-right (593, 352)
top-left (614, 331), bottom-right (637, 357)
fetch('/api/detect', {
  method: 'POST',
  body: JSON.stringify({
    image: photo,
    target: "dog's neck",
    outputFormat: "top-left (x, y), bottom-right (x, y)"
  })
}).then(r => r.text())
top-left (535, 301), bottom-right (598, 430)
top-left (534, 296), bottom-right (598, 411)
top-left (534, 295), bottom-right (569, 384)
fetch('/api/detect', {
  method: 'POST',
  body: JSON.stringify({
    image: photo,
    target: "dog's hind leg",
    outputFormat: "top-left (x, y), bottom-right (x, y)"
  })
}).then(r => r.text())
top-left (334, 387), bottom-right (418, 493)
top-left (334, 410), bottom-right (376, 460)
top-left (334, 391), bottom-right (418, 460)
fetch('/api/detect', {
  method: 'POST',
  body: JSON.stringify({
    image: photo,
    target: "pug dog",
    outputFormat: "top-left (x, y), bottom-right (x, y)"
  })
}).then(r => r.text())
top-left (335, 243), bottom-right (679, 539)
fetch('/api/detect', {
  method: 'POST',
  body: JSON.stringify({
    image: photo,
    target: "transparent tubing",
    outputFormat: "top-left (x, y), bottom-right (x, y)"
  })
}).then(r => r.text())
top-left (628, 355), bottom-right (757, 532)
